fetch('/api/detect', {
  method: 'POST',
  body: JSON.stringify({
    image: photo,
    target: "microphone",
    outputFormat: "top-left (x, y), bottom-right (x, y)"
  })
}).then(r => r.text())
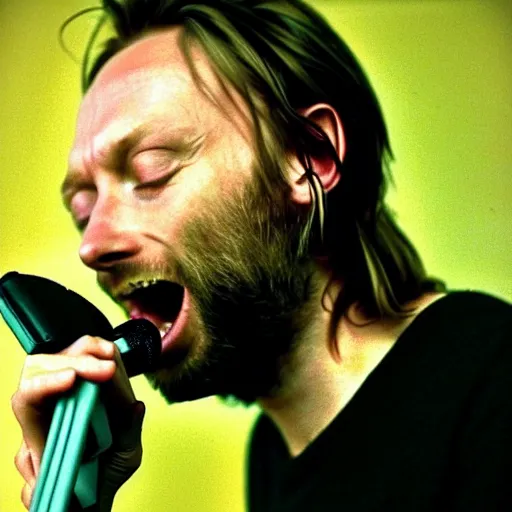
top-left (113, 318), bottom-right (161, 377)
top-left (0, 272), bottom-right (161, 512)
top-left (31, 319), bottom-right (160, 512)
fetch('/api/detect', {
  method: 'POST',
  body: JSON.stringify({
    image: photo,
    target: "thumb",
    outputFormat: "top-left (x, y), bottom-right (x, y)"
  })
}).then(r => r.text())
top-left (113, 400), bottom-right (146, 453)
top-left (98, 400), bottom-right (146, 503)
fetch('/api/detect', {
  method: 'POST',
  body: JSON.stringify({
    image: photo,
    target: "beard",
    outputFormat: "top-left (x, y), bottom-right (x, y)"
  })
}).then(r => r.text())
top-left (144, 172), bottom-right (318, 405)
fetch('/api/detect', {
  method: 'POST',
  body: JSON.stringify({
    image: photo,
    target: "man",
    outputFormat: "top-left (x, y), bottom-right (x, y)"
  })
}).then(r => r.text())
top-left (11, 0), bottom-right (511, 510)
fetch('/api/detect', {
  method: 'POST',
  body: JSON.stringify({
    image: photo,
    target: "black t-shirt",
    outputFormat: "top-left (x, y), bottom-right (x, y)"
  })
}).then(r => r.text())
top-left (247, 291), bottom-right (512, 511)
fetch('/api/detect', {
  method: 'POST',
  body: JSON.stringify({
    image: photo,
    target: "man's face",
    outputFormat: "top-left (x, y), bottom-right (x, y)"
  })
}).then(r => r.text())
top-left (62, 28), bottom-right (315, 403)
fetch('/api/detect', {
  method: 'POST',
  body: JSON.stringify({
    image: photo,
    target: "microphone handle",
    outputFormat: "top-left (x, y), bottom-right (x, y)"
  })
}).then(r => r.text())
top-left (30, 381), bottom-right (102, 512)
top-left (30, 337), bottom-right (135, 512)
top-left (0, 274), bottom-right (160, 510)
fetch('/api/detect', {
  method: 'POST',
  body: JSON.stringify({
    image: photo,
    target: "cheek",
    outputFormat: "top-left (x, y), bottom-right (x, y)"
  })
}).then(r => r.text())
top-left (207, 127), bottom-right (256, 196)
top-left (135, 164), bottom-right (218, 246)
top-left (133, 128), bottom-right (254, 245)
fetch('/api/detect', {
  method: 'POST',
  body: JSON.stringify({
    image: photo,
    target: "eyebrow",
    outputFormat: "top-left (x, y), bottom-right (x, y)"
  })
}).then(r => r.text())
top-left (61, 126), bottom-right (140, 198)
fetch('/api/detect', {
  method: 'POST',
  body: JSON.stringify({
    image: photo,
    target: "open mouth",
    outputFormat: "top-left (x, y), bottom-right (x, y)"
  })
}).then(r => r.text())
top-left (121, 280), bottom-right (185, 341)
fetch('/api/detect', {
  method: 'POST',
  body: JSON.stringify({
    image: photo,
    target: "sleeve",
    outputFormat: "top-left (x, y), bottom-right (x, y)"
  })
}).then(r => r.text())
top-left (448, 317), bottom-right (512, 511)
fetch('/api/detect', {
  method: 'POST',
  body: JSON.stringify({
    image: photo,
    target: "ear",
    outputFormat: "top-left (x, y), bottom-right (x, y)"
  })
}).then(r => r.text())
top-left (289, 103), bottom-right (346, 205)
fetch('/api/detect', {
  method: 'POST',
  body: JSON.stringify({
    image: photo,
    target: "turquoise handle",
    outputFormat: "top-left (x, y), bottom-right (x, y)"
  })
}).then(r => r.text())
top-left (30, 382), bottom-right (111, 512)
top-left (29, 337), bottom-right (129, 512)
top-left (0, 274), bottom-right (154, 512)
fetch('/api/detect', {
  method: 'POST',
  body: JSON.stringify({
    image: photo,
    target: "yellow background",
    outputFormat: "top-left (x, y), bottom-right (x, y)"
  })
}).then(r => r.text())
top-left (1, 1), bottom-right (510, 510)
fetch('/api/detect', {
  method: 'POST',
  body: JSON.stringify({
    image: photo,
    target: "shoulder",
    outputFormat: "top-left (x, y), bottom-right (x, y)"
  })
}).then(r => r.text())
top-left (388, 290), bottom-right (512, 393)
top-left (425, 289), bottom-right (511, 317)
top-left (409, 290), bottom-right (511, 345)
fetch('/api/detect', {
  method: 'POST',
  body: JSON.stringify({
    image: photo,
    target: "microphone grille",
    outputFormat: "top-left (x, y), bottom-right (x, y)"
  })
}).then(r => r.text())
top-left (112, 319), bottom-right (161, 377)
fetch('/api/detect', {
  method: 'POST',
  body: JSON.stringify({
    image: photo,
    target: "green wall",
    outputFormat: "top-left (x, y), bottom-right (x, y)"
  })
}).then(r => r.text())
top-left (1, 1), bottom-right (510, 510)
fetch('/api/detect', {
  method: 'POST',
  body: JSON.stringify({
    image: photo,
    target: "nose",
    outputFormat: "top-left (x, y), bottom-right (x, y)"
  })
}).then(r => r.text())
top-left (79, 196), bottom-right (142, 270)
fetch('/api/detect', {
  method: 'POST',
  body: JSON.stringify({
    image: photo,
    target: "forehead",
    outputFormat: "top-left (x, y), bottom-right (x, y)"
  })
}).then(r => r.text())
top-left (72, 27), bottom-right (243, 155)
top-left (78, 29), bottom-right (199, 128)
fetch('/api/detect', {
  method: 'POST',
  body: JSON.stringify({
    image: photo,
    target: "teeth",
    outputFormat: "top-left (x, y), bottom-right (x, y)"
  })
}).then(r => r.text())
top-left (159, 322), bottom-right (173, 339)
top-left (129, 279), bottom-right (158, 290)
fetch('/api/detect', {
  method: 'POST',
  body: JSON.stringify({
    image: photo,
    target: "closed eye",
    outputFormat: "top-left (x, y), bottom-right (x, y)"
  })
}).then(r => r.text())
top-left (134, 168), bottom-right (181, 200)
top-left (68, 189), bottom-right (96, 231)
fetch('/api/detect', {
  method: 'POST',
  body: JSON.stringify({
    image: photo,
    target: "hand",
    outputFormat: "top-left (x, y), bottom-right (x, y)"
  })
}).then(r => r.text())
top-left (11, 335), bottom-right (146, 511)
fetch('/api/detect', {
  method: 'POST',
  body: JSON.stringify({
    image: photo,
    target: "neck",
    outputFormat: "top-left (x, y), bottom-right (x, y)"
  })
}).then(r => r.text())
top-left (257, 274), bottom-right (445, 457)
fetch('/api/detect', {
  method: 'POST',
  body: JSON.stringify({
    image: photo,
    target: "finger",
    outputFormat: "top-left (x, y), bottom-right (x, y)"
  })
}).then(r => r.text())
top-left (63, 335), bottom-right (115, 359)
top-left (21, 482), bottom-right (32, 510)
top-left (14, 441), bottom-right (36, 486)
top-left (13, 349), bottom-right (116, 462)
top-left (21, 354), bottom-right (116, 382)
top-left (12, 368), bottom-right (77, 458)
top-left (12, 357), bottom-right (115, 461)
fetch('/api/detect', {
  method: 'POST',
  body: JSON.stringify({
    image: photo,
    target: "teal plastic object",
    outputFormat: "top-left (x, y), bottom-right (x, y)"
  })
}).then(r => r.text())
top-left (30, 337), bottom-right (130, 512)
top-left (0, 272), bottom-right (113, 354)
top-left (29, 382), bottom-right (107, 511)
top-left (0, 273), bottom-right (126, 511)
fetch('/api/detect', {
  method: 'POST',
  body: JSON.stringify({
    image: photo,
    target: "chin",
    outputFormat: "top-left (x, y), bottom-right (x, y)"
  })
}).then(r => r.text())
top-left (144, 348), bottom-right (284, 406)
top-left (144, 351), bottom-right (218, 403)
top-left (145, 374), bottom-right (216, 404)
